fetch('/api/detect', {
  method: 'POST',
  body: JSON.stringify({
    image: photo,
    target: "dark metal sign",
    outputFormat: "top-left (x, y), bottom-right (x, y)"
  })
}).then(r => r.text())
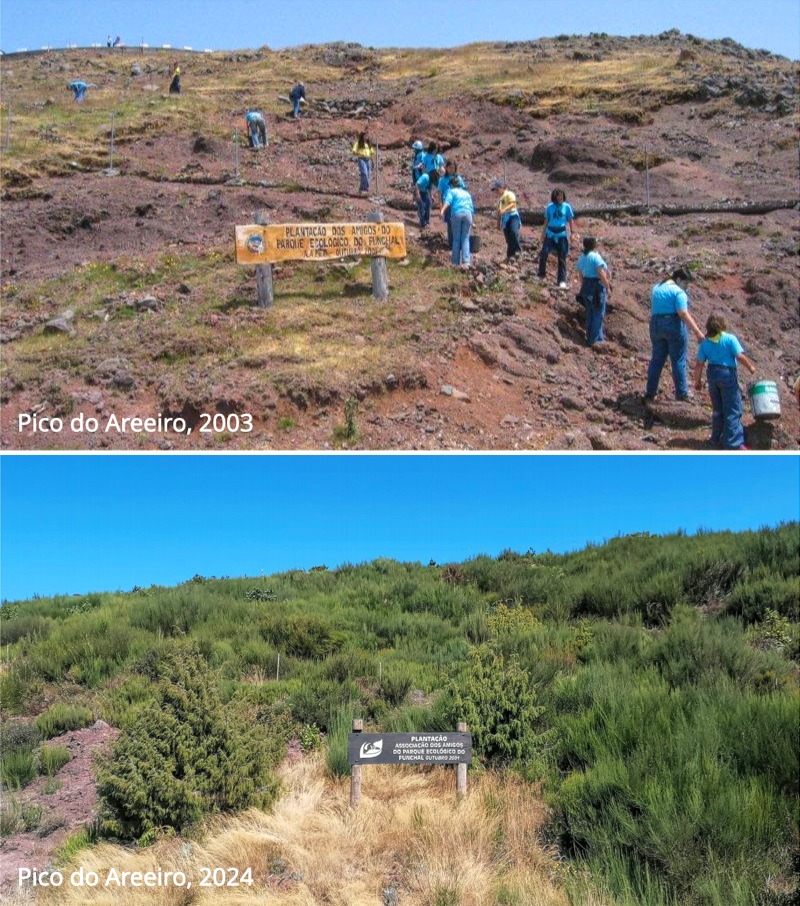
top-left (348, 732), bottom-right (472, 765)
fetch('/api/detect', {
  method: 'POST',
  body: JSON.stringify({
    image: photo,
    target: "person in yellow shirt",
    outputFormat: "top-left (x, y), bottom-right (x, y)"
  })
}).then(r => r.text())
top-left (169, 62), bottom-right (181, 94)
top-left (493, 180), bottom-right (521, 259)
top-left (352, 133), bottom-right (375, 194)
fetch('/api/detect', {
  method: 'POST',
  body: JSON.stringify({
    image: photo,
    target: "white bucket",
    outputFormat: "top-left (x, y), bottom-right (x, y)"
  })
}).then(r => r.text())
top-left (748, 380), bottom-right (781, 420)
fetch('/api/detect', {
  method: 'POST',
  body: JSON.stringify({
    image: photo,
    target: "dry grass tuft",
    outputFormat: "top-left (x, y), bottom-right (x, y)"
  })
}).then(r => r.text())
top-left (35, 756), bottom-right (568, 906)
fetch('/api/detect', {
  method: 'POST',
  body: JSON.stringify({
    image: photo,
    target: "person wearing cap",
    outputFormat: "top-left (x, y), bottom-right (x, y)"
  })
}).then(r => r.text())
top-left (441, 183), bottom-right (475, 268)
top-left (290, 82), bottom-right (306, 118)
top-left (693, 314), bottom-right (756, 450)
top-left (352, 132), bottom-right (375, 194)
top-left (410, 141), bottom-right (425, 187)
top-left (245, 110), bottom-right (268, 149)
top-left (538, 188), bottom-right (575, 287)
top-left (645, 267), bottom-right (705, 402)
top-left (67, 80), bottom-right (89, 102)
top-left (414, 170), bottom-right (432, 229)
top-left (439, 162), bottom-right (466, 249)
top-left (576, 236), bottom-right (611, 346)
top-left (493, 180), bottom-right (521, 260)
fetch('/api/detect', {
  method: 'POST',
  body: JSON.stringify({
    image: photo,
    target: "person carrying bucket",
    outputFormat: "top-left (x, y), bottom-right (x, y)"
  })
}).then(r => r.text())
top-left (693, 313), bottom-right (756, 450)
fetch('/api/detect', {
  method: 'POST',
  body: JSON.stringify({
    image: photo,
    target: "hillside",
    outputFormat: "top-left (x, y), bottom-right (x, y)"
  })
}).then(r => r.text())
top-left (1, 33), bottom-right (798, 450)
top-left (1, 524), bottom-right (798, 904)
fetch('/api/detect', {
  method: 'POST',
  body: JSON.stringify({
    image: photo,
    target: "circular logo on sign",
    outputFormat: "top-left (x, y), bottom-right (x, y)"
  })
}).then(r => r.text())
top-left (246, 234), bottom-right (264, 254)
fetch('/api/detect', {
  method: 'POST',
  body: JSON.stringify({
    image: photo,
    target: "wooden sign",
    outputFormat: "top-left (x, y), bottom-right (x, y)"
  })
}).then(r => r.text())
top-left (235, 221), bottom-right (406, 264)
top-left (348, 732), bottom-right (472, 765)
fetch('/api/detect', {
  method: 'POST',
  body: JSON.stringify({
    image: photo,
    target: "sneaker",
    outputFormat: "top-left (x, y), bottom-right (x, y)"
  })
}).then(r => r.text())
top-left (558, 282), bottom-right (568, 289)
top-left (676, 393), bottom-right (693, 402)
top-left (643, 394), bottom-right (656, 402)
top-left (738, 444), bottom-right (749, 451)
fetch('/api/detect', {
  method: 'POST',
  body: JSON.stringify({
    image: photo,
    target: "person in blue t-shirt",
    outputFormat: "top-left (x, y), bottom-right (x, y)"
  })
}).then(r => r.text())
top-left (410, 140), bottom-right (425, 187)
top-left (414, 171), bottom-right (432, 229)
top-left (422, 142), bottom-right (446, 201)
top-left (441, 185), bottom-right (474, 267)
top-left (645, 267), bottom-right (705, 402)
top-left (67, 80), bottom-right (89, 102)
top-left (538, 188), bottom-right (575, 287)
top-left (693, 314), bottom-right (756, 450)
top-left (245, 110), bottom-right (267, 149)
top-left (576, 237), bottom-right (612, 346)
top-left (439, 162), bottom-right (466, 249)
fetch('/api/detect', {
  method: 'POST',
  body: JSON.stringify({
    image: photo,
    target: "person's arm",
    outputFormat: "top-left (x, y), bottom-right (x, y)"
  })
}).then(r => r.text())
top-left (598, 266), bottom-right (611, 293)
top-left (677, 308), bottom-right (704, 341)
top-left (693, 359), bottom-right (706, 390)
top-left (441, 202), bottom-right (451, 218)
top-left (737, 352), bottom-right (757, 375)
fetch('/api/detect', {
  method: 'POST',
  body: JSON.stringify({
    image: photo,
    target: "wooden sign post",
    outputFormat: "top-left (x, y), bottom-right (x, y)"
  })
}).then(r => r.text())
top-left (348, 725), bottom-right (471, 809)
top-left (235, 218), bottom-right (406, 305)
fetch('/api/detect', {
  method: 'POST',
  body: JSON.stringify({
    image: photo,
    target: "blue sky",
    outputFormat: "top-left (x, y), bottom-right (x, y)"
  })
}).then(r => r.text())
top-left (1, 0), bottom-right (798, 58)
top-left (2, 454), bottom-right (798, 602)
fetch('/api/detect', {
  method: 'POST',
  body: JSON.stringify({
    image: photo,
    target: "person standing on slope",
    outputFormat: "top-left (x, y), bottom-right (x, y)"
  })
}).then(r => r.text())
top-left (352, 132), bottom-right (375, 194)
top-left (645, 267), bottom-right (704, 402)
top-left (576, 236), bottom-right (612, 346)
top-left (693, 314), bottom-right (756, 450)
top-left (290, 82), bottom-right (306, 118)
top-left (169, 62), bottom-right (181, 94)
top-left (441, 183), bottom-right (475, 268)
top-left (538, 188), bottom-right (575, 288)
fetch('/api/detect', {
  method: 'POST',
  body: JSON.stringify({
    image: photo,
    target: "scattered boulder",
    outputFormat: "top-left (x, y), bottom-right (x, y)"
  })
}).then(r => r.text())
top-left (94, 357), bottom-right (134, 390)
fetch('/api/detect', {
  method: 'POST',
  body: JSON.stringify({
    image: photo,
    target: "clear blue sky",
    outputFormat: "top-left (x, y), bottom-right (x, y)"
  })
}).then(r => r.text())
top-left (2, 454), bottom-right (798, 602)
top-left (1, 0), bottom-right (798, 58)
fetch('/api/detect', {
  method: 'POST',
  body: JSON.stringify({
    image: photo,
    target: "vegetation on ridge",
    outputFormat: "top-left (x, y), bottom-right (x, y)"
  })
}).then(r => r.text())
top-left (1, 523), bottom-right (798, 904)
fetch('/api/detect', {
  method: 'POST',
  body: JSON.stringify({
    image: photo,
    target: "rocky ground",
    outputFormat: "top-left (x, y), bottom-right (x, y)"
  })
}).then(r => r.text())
top-left (0, 721), bottom-right (118, 893)
top-left (1, 33), bottom-right (797, 450)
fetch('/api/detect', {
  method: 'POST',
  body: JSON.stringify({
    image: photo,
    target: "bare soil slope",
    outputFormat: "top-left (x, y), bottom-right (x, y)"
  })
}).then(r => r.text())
top-left (1, 33), bottom-right (797, 450)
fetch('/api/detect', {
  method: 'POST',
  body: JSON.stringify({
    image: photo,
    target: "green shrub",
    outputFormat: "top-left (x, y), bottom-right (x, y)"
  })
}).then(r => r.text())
top-left (326, 703), bottom-right (359, 778)
top-left (728, 575), bottom-right (799, 622)
top-left (97, 642), bottom-right (281, 841)
top-left (1, 747), bottom-right (37, 789)
top-left (378, 668), bottom-right (414, 707)
top-left (0, 795), bottom-right (22, 835)
top-left (0, 663), bottom-right (35, 714)
top-left (289, 678), bottom-right (360, 732)
top-left (0, 721), bottom-right (41, 753)
top-left (261, 615), bottom-right (347, 659)
top-left (36, 703), bottom-right (94, 739)
top-left (441, 645), bottom-right (549, 766)
top-left (56, 823), bottom-right (99, 865)
top-left (40, 744), bottom-right (71, 776)
top-left (297, 724), bottom-right (322, 753)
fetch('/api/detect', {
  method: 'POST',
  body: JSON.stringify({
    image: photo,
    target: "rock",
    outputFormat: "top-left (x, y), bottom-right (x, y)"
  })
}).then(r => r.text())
top-left (560, 395), bottom-right (587, 411)
top-left (43, 317), bottom-right (74, 335)
top-left (385, 374), bottom-right (398, 389)
top-left (130, 63), bottom-right (141, 76)
top-left (95, 357), bottom-right (134, 390)
top-left (91, 720), bottom-right (111, 731)
top-left (440, 384), bottom-right (470, 402)
top-left (134, 295), bottom-right (159, 311)
top-left (502, 414), bottom-right (519, 425)
top-left (383, 887), bottom-right (399, 906)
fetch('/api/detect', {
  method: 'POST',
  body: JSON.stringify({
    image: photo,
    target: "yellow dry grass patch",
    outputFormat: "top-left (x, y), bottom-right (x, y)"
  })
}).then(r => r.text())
top-left (37, 756), bottom-right (568, 906)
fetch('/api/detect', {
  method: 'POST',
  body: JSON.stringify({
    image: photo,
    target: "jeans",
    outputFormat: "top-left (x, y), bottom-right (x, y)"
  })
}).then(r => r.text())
top-left (357, 158), bottom-right (371, 192)
top-left (292, 98), bottom-right (301, 117)
top-left (416, 191), bottom-right (430, 227)
top-left (444, 208), bottom-right (453, 248)
top-left (707, 364), bottom-right (745, 449)
top-left (646, 314), bottom-right (688, 398)
top-left (580, 278), bottom-right (606, 345)
top-left (451, 212), bottom-right (472, 265)
top-left (538, 234), bottom-right (569, 283)
top-left (503, 215), bottom-right (521, 258)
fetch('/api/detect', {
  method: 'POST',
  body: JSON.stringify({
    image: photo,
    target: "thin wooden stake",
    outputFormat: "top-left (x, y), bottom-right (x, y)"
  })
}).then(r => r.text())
top-left (456, 722), bottom-right (467, 797)
top-left (350, 719), bottom-right (363, 809)
top-left (254, 210), bottom-right (274, 307)
top-left (276, 652), bottom-right (280, 681)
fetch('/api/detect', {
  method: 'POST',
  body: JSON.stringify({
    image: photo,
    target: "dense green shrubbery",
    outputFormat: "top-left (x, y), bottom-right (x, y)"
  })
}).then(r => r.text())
top-left (39, 744), bottom-right (71, 776)
top-left (1, 524), bottom-right (797, 903)
top-left (97, 642), bottom-right (282, 841)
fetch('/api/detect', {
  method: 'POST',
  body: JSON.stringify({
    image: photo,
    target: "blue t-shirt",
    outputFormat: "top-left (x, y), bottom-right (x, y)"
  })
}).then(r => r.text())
top-left (412, 150), bottom-right (425, 173)
top-left (443, 187), bottom-right (474, 216)
top-left (651, 280), bottom-right (688, 315)
top-left (422, 152), bottom-right (445, 173)
top-left (246, 111), bottom-right (264, 124)
top-left (544, 202), bottom-right (574, 238)
top-left (696, 332), bottom-right (744, 367)
top-left (416, 173), bottom-right (431, 194)
top-left (438, 175), bottom-right (466, 198)
top-left (577, 250), bottom-right (608, 279)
